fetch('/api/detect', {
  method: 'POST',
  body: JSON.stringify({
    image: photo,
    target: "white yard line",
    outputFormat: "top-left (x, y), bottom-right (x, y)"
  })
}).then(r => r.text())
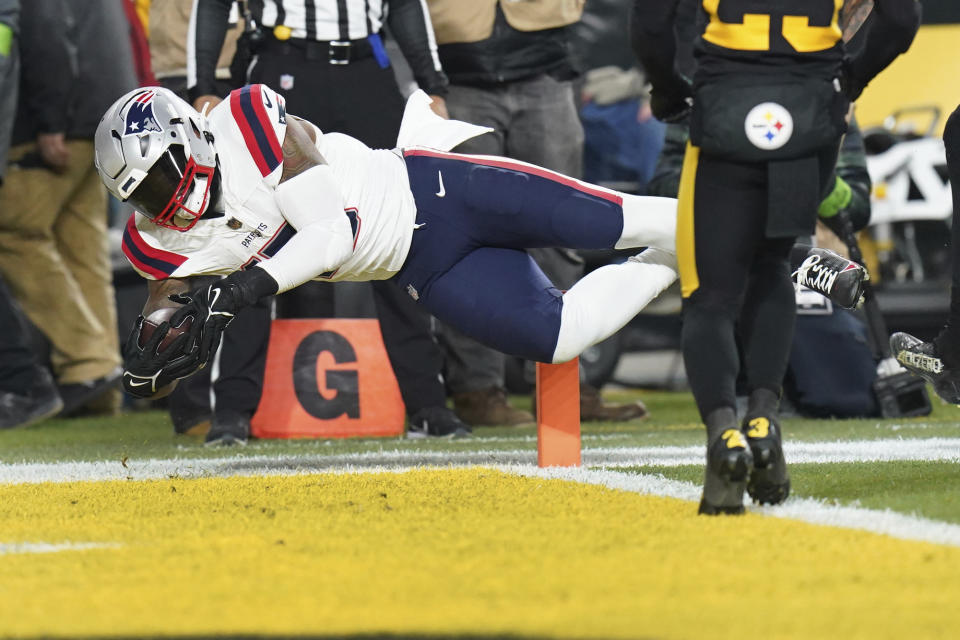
top-left (3, 437), bottom-right (959, 485)
top-left (590, 437), bottom-right (960, 467)
top-left (509, 466), bottom-right (960, 548)
top-left (2, 438), bottom-right (960, 548)
top-left (0, 542), bottom-right (119, 556)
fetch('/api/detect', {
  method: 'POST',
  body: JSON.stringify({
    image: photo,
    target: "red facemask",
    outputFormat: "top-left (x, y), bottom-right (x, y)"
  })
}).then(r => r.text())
top-left (149, 158), bottom-right (217, 231)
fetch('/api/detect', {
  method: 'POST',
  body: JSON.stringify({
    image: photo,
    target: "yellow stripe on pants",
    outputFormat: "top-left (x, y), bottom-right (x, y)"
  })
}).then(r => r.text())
top-left (677, 142), bottom-right (700, 298)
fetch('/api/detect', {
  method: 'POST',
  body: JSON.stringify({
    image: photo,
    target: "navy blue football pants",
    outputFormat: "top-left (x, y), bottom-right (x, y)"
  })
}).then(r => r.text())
top-left (396, 150), bottom-right (626, 363)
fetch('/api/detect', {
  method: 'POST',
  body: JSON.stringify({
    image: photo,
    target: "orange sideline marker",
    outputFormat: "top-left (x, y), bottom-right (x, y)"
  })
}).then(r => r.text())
top-left (251, 319), bottom-right (405, 439)
top-left (536, 358), bottom-right (581, 467)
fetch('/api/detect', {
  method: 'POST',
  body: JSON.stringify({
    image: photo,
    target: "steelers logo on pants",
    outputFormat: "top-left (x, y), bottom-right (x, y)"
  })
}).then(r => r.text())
top-left (744, 102), bottom-right (794, 151)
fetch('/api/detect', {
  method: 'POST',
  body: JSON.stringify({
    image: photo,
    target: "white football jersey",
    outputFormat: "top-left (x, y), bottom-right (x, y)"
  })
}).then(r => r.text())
top-left (121, 85), bottom-right (489, 283)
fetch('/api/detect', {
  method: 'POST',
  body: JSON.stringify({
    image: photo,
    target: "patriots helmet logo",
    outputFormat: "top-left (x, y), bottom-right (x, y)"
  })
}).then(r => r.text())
top-left (124, 90), bottom-right (163, 136)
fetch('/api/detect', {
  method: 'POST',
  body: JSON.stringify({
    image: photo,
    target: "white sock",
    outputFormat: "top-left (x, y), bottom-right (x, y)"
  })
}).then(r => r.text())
top-left (552, 247), bottom-right (678, 363)
top-left (615, 194), bottom-right (677, 251)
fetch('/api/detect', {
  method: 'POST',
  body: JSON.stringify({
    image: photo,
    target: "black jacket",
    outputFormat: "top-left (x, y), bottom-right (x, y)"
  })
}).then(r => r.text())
top-left (11, 0), bottom-right (72, 145)
top-left (12, 0), bottom-right (136, 145)
top-left (438, 5), bottom-right (578, 87)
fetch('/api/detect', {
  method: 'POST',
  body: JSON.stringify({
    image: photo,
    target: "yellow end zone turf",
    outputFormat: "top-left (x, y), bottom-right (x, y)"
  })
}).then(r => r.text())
top-left (1, 468), bottom-right (958, 639)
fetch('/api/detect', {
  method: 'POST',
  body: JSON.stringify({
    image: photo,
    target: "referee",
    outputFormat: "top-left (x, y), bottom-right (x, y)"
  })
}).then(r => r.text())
top-left (187, 0), bottom-right (467, 438)
top-left (189, 0), bottom-right (449, 142)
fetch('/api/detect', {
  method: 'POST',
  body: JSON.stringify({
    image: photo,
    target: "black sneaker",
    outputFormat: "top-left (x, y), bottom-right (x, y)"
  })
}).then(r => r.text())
top-left (407, 407), bottom-right (472, 439)
top-left (792, 247), bottom-right (867, 309)
top-left (699, 425), bottom-right (753, 515)
top-left (890, 331), bottom-right (960, 404)
top-left (58, 367), bottom-right (122, 416)
top-left (171, 409), bottom-right (212, 436)
top-left (204, 411), bottom-right (250, 446)
top-left (743, 415), bottom-right (791, 505)
top-left (0, 368), bottom-right (64, 429)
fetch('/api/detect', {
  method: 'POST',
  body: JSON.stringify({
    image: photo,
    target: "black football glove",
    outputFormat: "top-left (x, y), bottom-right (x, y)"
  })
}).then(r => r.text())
top-left (168, 282), bottom-right (244, 367)
top-left (122, 316), bottom-right (203, 398)
top-left (650, 75), bottom-right (694, 124)
top-left (167, 267), bottom-right (280, 369)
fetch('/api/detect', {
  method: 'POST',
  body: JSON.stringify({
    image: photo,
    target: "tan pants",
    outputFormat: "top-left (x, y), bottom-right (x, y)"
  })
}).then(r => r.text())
top-left (0, 140), bottom-right (121, 384)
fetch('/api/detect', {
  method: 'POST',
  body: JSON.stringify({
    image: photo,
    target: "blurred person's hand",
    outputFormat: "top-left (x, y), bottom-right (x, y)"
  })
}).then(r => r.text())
top-left (637, 101), bottom-right (653, 123)
top-left (192, 95), bottom-right (223, 113)
top-left (37, 133), bottom-right (70, 173)
top-left (428, 95), bottom-right (449, 119)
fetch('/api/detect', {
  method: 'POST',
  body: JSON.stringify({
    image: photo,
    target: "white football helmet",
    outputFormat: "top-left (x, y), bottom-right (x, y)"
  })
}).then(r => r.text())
top-left (95, 87), bottom-right (219, 231)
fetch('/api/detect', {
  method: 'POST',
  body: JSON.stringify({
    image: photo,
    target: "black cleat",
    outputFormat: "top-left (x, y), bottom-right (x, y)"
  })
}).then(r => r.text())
top-left (792, 247), bottom-right (867, 309)
top-left (58, 367), bottom-right (122, 416)
top-left (743, 415), bottom-right (791, 505)
top-left (204, 411), bottom-right (250, 446)
top-left (890, 331), bottom-right (960, 404)
top-left (698, 428), bottom-right (753, 515)
top-left (407, 407), bottom-right (472, 439)
top-left (0, 368), bottom-right (64, 429)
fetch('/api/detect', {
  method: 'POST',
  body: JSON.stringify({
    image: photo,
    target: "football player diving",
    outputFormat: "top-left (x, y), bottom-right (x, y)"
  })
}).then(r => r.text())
top-left (97, 85), bottom-right (682, 399)
top-left (97, 85), bottom-right (869, 407)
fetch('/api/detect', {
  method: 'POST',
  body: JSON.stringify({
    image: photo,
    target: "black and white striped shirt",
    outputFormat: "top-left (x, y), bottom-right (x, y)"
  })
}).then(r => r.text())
top-left (258, 0), bottom-right (386, 42)
top-left (189, 0), bottom-right (446, 99)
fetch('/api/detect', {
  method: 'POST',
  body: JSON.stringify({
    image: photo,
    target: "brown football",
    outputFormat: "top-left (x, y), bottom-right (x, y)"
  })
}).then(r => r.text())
top-left (138, 307), bottom-right (193, 353)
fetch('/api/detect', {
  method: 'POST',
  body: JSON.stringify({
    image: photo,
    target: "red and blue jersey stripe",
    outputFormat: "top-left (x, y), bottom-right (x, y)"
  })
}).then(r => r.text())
top-left (121, 215), bottom-right (188, 279)
top-left (230, 85), bottom-right (283, 177)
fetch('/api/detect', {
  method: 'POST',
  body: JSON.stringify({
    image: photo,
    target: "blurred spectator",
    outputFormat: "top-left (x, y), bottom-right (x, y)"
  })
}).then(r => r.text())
top-left (0, 0), bottom-right (137, 416)
top-left (187, 0), bottom-right (469, 440)
top-left (579, 65), bottom-right (665, 191)
top-left (123, 0), bottom-right (156, 86)
top-left (0, 0), bottom-right (15, 185)
top-left (425, 0), bottom-right (648, 425)
top-left (0, 0), bottom-right (64, 429)
top-left (145, 0), bottom-right (240, 97)
top-left (573, 0), bottom-right (666, 191)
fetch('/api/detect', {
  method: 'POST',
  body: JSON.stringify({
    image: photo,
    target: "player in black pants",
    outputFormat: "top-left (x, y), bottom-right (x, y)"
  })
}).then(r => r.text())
top-left (631, 0), bottom-right (919, 514)
top-left (891, 106), bottom-right (960, 402)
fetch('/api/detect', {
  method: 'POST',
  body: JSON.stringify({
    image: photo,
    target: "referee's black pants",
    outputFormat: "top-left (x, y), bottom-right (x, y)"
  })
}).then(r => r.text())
top-left (677, 144), bottom-right (837, 421)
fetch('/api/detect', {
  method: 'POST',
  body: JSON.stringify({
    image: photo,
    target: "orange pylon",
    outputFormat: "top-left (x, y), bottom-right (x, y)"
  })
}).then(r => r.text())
top-left (536, 358), bottom-right (581, 467)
